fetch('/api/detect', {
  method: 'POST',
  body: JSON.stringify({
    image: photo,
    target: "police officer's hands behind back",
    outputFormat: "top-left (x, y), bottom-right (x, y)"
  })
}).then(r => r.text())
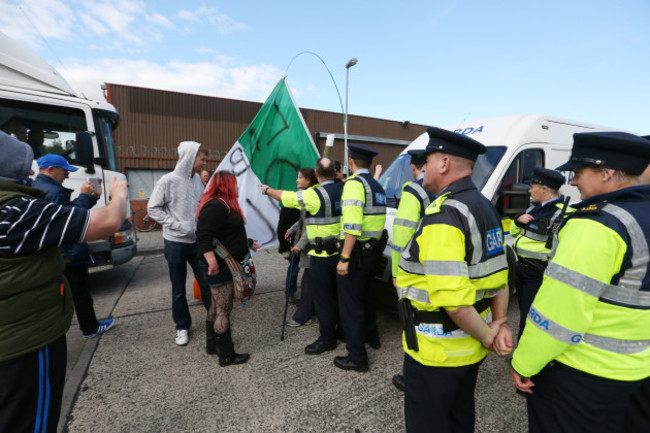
top-left (492, 323), bottom-right (513, 357)
top-left (510, 368), bottom-right (534, 394)
top-left (482, 316), bottom-right (508, 350)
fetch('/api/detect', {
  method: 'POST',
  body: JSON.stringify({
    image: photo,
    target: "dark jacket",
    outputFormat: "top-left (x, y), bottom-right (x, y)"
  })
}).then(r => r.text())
top-left (33, 173), bottom-right (97, 266)
top-left (0, 182), bottom-right (73, 362)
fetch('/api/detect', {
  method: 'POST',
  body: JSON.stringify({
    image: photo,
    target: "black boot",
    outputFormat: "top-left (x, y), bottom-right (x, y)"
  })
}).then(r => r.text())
top-left (206, 321), bottom-right (217, 355)
top-left (215, 327), bottom-right (250, 367)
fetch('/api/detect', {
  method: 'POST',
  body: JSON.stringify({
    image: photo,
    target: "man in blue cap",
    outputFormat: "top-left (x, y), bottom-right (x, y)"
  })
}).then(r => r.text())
top-left (511, 131), bottom-right (650, 433)
top-left (511, 166), bottom-right (572, 341)
top-left (395, 127), bottom-right (511, 432)
top-left (335, 143), bottom-right (387, 372)
top-left (33, 153), bottom-right (115, 339)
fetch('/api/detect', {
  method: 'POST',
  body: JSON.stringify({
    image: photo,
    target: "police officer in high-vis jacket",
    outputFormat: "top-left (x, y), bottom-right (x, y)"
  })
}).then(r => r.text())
top-left (396, 127), bottom-right (511, 433)
top-left (511, 167), bottom-right (573, 340)
top-left (260, 157), bottom-right (343, 355)
top-left (511, 131), bottom-right (650, 433)
top-left (390, 149), bottom-right (437, 283)
top-left (335, 143), bottom-right (387, 372)
top-left (389, 149), bottom-right (436, 391)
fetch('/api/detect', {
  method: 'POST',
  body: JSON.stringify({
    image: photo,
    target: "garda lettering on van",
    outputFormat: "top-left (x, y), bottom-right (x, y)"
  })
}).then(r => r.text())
top-left (453, 125), bottom-right (484, 135)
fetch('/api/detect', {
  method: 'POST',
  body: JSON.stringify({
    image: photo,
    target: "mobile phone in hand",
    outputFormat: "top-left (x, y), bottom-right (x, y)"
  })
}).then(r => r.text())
top-left (87, 177), bottom-right (99, 191)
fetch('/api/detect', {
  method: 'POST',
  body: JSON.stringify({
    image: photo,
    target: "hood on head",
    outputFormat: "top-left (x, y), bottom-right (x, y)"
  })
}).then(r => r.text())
top-left (0, 130), bottom-right (33, 182)
top-left (174, 141), bottom-right (202, 178)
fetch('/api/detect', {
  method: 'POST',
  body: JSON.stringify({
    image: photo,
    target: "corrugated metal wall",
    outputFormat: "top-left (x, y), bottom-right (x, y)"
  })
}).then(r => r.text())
top-left (107, 83), bottom-right (428, 173)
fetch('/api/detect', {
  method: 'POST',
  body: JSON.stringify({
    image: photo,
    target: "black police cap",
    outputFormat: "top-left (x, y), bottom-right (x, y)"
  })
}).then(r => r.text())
top-left (526, 167), bottom-right (565, 190)
top-left (556, 131), bottom-right (650, 175)
top-left (414, 126), bottom-right (487, 162)
top-left (348, 143), bottom-right (378, 162)
top-left (407, 149), bottom-right (427, 165)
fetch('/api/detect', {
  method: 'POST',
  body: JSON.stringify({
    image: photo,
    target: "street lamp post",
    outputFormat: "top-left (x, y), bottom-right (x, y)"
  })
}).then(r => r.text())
top-left (344, 57), bottom-right (358, 177)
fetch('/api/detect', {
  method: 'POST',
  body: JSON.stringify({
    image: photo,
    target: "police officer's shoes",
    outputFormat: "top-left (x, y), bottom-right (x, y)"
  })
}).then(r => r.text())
top-left (305, 339), bottom-right (337, 355)
top-left (392, 374), bottom-right (406, 392)
top-left (333, 356), bottom-right (369, 372)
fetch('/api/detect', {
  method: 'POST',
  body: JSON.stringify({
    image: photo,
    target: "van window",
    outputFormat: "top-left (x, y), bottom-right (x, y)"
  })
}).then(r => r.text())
top-left (471, 146), bottom-right (507, 191)
top-left (0, 98), bottom-right (86, 163)
top-left (379, 154), bottom-right (413, 207)
top-left (379, 146), bottom-right (507, 207)
top-left (494, 149), bottom-right (544, 217)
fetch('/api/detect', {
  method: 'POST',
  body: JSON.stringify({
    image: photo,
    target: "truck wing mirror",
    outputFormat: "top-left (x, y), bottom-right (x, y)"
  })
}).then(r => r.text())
top-left (76, 131), bottom-right (95, 173)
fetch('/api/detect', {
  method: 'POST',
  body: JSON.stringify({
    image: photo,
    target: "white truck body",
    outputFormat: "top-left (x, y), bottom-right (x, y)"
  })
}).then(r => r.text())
top-left (377, 113), bottom-right (633, 285)
top-left (0, 31), bottom-right (136, 269)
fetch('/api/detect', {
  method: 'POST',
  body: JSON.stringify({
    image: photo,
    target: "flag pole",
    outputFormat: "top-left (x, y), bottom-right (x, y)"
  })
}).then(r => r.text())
top-left (344, 58), bottom-right (358, 177)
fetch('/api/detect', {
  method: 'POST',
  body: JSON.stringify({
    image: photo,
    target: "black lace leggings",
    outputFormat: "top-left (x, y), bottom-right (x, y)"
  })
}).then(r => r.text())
top-left (207, 283), bottom-right (234, 333)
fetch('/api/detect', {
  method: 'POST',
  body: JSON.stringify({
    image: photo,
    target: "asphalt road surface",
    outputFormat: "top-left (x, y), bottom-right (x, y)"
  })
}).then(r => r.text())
top-left (60, 248), bottom-right (528, 433)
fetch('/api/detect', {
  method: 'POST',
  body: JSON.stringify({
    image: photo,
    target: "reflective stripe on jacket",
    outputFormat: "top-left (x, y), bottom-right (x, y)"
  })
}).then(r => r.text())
top-left (341, 172), bottom-right (386, 241)
top-left (391, 179), bottom-right (435, 278)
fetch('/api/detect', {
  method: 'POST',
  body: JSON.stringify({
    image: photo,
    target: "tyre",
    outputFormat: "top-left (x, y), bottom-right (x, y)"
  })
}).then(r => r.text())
top-left (133, 208), bottom-right (157, 232)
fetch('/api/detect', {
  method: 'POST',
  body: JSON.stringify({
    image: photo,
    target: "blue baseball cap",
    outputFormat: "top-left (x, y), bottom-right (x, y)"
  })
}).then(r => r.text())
top-left (37, 153), bottom-right (78, 171)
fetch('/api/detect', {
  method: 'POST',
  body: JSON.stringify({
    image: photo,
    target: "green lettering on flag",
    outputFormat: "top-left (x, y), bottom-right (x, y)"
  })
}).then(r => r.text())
top-left (237, 78), bottom-right (319, 191)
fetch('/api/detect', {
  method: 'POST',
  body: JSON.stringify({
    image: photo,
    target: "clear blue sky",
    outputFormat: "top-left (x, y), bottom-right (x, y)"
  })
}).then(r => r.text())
top-left (2, 0), bottom-right (649, 134)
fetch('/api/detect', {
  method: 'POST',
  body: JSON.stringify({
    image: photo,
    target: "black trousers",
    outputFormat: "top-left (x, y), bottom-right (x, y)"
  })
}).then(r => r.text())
top-left (515, 261), bottom-right (544, 341)
top-left (626, 377), bottom-right (650, 432)
top-left (337, 253), bottom-right (380, 364)
top-left (403, 353), bottom-right (482, 433)
top-left (309, 255), bottom-right (339, 345)
top-left (0, 335), bottom-right (67, 433)
top-left (292, 268), bottom-right (315, 324)
top-left (528, 362), bottom-right (646, 433)
top-left (65, 264), bottom-right (99, 335)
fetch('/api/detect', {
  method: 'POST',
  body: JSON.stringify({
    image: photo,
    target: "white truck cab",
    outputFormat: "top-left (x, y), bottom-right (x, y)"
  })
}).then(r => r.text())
top-left (1, 31), bottom-right (136, 269)
top-left (376, 113), bottom-right (632, 290)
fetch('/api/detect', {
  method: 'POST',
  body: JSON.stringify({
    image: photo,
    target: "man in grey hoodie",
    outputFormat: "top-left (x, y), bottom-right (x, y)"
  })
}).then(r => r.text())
top-left (148, 141), bottom-right (211, 346)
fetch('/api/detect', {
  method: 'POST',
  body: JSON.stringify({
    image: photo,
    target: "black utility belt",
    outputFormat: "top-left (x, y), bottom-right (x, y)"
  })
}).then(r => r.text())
top-left (413, 297), bottom-right (492, 332)
top-left (308, 237), bottom-right (340, 255)
top-left (517, 256), bottom-right (548, 273)
top-left (398, 297), bottom-right (492, 352)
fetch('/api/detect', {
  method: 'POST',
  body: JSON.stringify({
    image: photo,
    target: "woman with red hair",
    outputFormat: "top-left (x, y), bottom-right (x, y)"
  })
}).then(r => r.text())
top-left (196, 171), bottom-right (253, 366)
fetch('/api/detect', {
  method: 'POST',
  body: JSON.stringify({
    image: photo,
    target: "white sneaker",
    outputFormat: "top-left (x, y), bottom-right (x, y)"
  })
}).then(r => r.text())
top-left (175, 329), bottom-right (189, 346)
top-left (287, 319), bottom-right (313, 328)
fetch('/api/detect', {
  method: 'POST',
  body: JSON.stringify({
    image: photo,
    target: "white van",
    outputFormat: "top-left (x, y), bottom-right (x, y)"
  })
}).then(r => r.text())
top-left (376, 113), bottom-right (632, 290)
top-left (0, 31), bottom-right (136, 270)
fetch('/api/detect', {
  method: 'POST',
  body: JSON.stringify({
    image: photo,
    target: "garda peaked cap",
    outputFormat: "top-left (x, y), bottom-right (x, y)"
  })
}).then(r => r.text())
top-left (526, 167), bottom-right (565, 190)
top-left (407, 149), bottom-right (427, 165)
top-left (416, 126), bottom-right (487, 162)
top-left (348, 143), bottom-right (378, 162)
top-left (556, 131), bottom-right (650, 175)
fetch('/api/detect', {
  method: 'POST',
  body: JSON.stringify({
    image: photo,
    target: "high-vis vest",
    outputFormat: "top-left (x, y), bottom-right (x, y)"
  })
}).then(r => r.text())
top-left (281, 182), bottom-right (342, 258)
top-left (341, 172), bottom-right (386, 241)
top-left (512, 186), bottom-right (650, 381)
top-left (511, 197), bottom-right (573, 261)
top-left (395, 177), bottom-right (509, 367)
top-left (391, 179), bottom-right (436, 277)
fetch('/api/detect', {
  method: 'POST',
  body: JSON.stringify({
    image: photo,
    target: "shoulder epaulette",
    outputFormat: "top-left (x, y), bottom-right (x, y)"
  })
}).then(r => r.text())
top-left (572, 202), bottom-right (603, 216)
top-left (424, 192), bottom-right (451, 215)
